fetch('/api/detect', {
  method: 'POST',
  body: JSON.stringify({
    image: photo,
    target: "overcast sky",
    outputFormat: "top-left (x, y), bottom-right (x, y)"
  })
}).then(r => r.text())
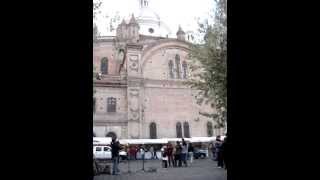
top-left (95, 0), bottom-right (215, 36)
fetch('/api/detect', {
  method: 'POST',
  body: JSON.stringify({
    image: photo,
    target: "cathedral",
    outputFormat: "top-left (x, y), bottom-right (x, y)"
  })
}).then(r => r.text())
top-left (93, 0), bottom-right (225, 139)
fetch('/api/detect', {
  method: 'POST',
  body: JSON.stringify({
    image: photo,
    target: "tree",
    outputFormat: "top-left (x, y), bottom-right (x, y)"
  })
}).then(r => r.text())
top-left (93, 0), bottom-right (102, 42)
top-left (93, 0), bottom-right (103, 98)
top-left (186, 0), bottom-right (227, 129)
top-left (93, 0), bottom-right (102, 20)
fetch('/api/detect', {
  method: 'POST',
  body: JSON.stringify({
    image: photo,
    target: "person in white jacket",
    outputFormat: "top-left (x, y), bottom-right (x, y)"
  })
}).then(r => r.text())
top-left (161, 145), bottom-right (168, 168)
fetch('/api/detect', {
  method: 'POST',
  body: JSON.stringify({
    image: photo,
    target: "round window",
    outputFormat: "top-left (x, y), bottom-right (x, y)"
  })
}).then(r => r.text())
top-left (148, 28), bottom-right (154, 33)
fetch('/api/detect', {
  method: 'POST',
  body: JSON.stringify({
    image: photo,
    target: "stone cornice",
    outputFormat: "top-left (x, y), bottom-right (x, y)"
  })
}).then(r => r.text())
top-left (93, 121), bottom-right (128, 126)
top-left (143, 78), bottom-right (188, 86)
top-left (94, 81), bottom-right (127, 88)
top-left (126, 43), bottom-right (143, 50)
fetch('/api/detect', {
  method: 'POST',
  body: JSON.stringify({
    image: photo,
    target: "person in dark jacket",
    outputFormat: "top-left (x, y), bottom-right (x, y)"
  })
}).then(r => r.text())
top-left (214, 135), bottom-right (222, 161)
top-left (215, 136), bottom-right (224, 168)
top-left (222, 137), bottom-right (227, 170)
top-left (111, 138), bottom-right (120, 175)
top-left (174, 141), bottom-right (182, 167)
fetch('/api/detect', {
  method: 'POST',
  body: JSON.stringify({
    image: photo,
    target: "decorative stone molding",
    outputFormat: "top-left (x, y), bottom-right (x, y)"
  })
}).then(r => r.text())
top-left (126, 43), bottom-right (143, 50)
top-left (128, 88), bottom-right (140, 121)
top-left (128, 55), bottom-right (139, 72)
top-left (128, 122), bottom-right (140, 138)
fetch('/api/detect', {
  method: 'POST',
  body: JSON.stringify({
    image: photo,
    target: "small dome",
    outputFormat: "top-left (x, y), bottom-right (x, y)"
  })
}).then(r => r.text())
top-left (138, 8), bottom-right (160, 22)
top-left (136, 3), bottom-right (171, 37)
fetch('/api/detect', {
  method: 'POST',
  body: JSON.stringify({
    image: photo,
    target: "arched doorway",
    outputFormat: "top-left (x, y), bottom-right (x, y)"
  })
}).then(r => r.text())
top-left (106, 132), bottom-right (117, 140)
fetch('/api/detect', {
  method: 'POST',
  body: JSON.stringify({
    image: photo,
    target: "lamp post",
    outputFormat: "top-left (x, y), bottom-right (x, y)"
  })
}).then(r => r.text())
top-left (127, 143), bottom-right (131, 174)
top-left (142, 144), bottom-right (145, 171)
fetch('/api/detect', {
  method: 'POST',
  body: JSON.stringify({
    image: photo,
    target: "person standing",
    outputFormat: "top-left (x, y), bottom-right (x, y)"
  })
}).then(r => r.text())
top-left (214, 135), bottom-right (222, 161)
top-left (188, 143), bottom-right (194, 164)
top-left (161, 145), bottom-right (168, 168)
top-left (215, 136), bottom-right (224, 168)
top-left (149, 146), bottom-right (155, 160)
top-left (222, 137), bottom-right (227, 170)
top-left (134, 146), bottom-right (138, 160)
top-left (211, 142), bottom-right (216, 160)
top-left (111, 138), bottom-right (120, 175)
top-left (172, 144), bottom-right (177, 167)
top-left (167, 143), bottom-right (174, 167)
top-left (129, 146), bottom-right (133, 160)
top-left (181, 139), bottom-right (188, 167)
top-left (175, 141), bottom-right (182, 167)
top-left (139, 145), bottom-right (145, 160)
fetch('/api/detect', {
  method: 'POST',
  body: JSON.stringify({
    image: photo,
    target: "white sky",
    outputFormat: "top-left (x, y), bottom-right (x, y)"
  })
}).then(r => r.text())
top-left (95, 0), bottom-right (215, 36)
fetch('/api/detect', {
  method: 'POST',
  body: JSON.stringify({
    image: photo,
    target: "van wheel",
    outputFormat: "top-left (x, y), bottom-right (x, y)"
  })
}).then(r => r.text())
top-left (200, 154), bottom-right (205, 159)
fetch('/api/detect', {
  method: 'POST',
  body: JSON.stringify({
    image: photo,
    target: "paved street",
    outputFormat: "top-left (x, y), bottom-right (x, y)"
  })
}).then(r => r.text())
top-left (94, 158), bottom-right (227, 180)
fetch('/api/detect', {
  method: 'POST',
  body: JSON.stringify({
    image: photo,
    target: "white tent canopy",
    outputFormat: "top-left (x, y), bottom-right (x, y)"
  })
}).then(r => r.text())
top-left (93, 137), bottom-right (112, 145)
top-left (93, 136), bottom-right (225, 145)
top-left (119, 138), bottom-right (168, 145)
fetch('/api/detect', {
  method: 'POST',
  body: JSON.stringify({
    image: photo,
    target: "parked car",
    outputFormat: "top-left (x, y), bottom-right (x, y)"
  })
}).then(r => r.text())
top-left (93, 146), bottom-right (112, 159)
top-left (119, 150), bottom-right (128, 160)
top-left (193, 149), bottom-right (207, 159)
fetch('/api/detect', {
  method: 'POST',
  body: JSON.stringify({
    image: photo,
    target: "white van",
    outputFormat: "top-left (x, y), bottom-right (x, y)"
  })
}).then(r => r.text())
top-left (93, 146), bottom-right (112, 159)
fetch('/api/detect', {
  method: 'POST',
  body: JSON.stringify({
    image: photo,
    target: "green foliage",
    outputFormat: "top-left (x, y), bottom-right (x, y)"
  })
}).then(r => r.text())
top-left (93, 0), bottom-right (102, 20)
top-left (93, 0), bottom-right (103, 43)
top-left (186, 0), bottom-right (227, 128)
top-left (93, 0), bottom-right (102, 97)
top-left (93, 23), bottom-right (99, 42)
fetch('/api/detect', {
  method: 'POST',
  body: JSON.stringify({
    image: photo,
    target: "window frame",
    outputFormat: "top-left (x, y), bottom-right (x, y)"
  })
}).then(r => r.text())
top-left (176, 122), bottom-right (182, 138)
top-left (183, 122), bottom-right (190, 138)
top-left (107, 97), bottom-right (117, 113)
top-left (175, 54), bottom-right (181, 79)
top-left (100, 57), bottom-right (108, 75)
top-left (168, 60), bottom-right (174, 79)
top-left (182, 61), bottom-right (188, 79)
top-left (149, 122), bottom-right (157, 139)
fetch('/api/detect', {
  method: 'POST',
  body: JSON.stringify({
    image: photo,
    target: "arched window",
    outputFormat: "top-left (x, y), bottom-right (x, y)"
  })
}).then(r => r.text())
top-left (182, 61), bottom-right (188, 79)
top-left (168, 60), bottom-right (174, 78)
top-left (207, 122), bottom-right (213, 137)
top-left (175, 54), bottom-right (181, 79)
top-left (183, 122), bottom-right (190, 138)
top-left (176, 122), bottom-right (182, 138)
top-left (150, 122), bottom-right (157, 139)
top-left (106, 132), bottom-right (117, 139)
top-left (107, 97), bottom-right (116, 112)
top-left (100, 57), bottom-right (108, 74)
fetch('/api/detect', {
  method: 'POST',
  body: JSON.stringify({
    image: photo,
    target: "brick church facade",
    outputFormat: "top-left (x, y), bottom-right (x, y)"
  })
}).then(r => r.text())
top-left (93, 0), bottom-right (225, 139)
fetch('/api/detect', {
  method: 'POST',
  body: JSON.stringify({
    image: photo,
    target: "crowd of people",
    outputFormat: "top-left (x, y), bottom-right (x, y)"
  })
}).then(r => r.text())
top-left (160, 138), bottom-right (192, 168)
top-left (108, 136), bottom-right (228, 175)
